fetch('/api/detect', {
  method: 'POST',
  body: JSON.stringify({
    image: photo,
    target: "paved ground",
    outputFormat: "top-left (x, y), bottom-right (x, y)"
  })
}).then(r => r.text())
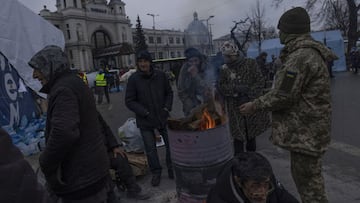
top-left (27, 71), bottom-right (360, 202)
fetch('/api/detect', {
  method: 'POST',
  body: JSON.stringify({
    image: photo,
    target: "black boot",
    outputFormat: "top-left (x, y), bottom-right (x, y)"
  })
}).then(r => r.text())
top-left (151, 174), bottom-right (161, 186)
top-left (168, 169), bottom-right (174, 179)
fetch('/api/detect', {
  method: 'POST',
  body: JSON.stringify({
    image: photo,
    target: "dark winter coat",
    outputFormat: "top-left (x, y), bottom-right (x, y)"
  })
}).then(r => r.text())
top-left (207, 160), bottom-right (299, 203)
top-left (0, 128), bottom-right (53, 203)
top-left (125, 67), bottom-right (173, 130)
top-left (28, 46), bottom-right (109, 199)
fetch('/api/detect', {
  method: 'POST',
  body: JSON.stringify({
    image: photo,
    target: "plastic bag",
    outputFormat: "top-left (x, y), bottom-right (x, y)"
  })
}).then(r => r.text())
top-left (118, 118), bottom-right (144, 153)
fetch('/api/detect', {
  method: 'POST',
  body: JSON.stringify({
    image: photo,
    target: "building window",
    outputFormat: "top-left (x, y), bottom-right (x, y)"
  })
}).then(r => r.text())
top-left (66, 24), bottom-right (71, 40)
top-left (63, 0), bottom-right (67, 8)
top-left (69, 50), bottom-right (73, 59)
top-left (73, 0), bottom-right (77, 8)
top-left (119, 7), bottom-right (122, 14)
top-left (177, 51), bottom-right (181, 57)
top-left (54, 24), bottom-right (60, 29)
top-left (157, 37), bottom-right (162, 44)
top-left (122, 27), bottom-right (127, 41)
top-left (176, 37), bottom-right (180, 44)
top-left (150, 52), bottom-right (155, 59)
top-left (91, 30), bottom-right (111, 49)
top-left (170, 52), bottom-right (175, 58)
top-left (158, 52), bottom-right (163, 59)
top-left (169, 37), bottom-right (174, 44)
top-left (148, 36), bottom-right (154, 44)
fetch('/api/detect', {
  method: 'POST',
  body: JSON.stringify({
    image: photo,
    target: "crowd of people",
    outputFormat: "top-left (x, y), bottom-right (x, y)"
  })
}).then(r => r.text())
top-left (1, 6), bottom-right (339, 203)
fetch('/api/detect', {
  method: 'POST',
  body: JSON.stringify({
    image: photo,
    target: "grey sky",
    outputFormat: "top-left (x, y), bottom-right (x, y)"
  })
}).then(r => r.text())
top-left (18, 0), bottom-right (306, 38)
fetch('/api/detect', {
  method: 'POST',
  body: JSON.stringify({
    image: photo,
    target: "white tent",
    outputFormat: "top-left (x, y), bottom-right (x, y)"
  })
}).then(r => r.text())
top-left (1, 0), bottom-right (64, 155)
top-left (0, 0), bottom-right (65, 92)
top-left (247, 30), bottom-right (346, 72)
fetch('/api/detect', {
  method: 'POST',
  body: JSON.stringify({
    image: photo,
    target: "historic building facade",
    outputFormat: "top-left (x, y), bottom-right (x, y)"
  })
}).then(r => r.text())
top-left (134, 28), bottom-right (186, 60)
top-left (39, 1), bottom-right (212, 71)
top-left (40, 0), bottom-right (134, 71)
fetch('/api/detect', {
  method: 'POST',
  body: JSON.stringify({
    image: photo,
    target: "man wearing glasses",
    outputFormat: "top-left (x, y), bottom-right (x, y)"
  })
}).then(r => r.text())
top-left (207, 152), bottom-right (299, 203)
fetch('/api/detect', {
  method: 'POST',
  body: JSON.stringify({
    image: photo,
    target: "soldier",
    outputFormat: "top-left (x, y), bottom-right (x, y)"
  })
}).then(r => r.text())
top-left (217, 41), bottom-right (270, 153)
top-left (240, 7), bottom-right (338, 203)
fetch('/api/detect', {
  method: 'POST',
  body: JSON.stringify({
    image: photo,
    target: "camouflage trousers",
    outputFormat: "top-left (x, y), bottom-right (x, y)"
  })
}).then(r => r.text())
top-left (290, 152), bottom-right (328, 203)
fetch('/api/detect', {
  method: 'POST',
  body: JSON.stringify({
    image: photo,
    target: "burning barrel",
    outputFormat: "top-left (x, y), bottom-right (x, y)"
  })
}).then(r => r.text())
top-left (168, 104), bottom-right (233, 202)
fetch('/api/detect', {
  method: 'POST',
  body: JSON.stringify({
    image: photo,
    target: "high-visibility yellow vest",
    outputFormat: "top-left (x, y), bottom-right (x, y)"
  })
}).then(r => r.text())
top-left (95, 73), bottom-right (107, 86)
top-left (78, 72), bottom-right (88, 85)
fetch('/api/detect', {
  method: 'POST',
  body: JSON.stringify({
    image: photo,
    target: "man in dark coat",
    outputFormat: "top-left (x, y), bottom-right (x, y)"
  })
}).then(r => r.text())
top-left (207, 152), bottom-right (299, 203)
top-left (125, 50), bottom-right (174, 187)
top-left (0, 127), bottom-right (53, 203)
top-left (29, 45), bottom-right (110, 203)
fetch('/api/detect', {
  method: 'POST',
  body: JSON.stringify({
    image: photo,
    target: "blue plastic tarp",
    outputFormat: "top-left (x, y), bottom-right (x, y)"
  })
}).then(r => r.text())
top-left (247, 30), bottom-right (346, 72)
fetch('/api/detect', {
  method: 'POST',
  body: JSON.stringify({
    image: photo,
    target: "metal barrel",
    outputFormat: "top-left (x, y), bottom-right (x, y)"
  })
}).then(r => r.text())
top-left (168, 124), bottom-right (233, 202)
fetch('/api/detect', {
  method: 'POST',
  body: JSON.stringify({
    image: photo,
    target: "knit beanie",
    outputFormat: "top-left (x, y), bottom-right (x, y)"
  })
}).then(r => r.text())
top-left (136, 50), bottom-right (152, 62)
top-left (277, 7), bottom-right (310, 34)
top-left (184, 47), bottom-right (202, 59)
top-left (221, 41), bottom-right (239, 56)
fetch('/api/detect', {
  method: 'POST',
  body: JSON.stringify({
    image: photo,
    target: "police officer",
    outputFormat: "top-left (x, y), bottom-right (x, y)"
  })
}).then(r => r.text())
top-left (240, 7), bottom-right (337, 203)
top-left (95, 69), bottom-right (110, 104)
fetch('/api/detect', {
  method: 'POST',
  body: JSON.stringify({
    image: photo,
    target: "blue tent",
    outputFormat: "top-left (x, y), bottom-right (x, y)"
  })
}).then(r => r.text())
top-left (247, 30), bottom-right (346, 72)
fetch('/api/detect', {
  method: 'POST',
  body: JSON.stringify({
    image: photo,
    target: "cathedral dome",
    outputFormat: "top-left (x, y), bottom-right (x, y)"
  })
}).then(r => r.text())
top-left (186, 12), bottom-right (208, 35)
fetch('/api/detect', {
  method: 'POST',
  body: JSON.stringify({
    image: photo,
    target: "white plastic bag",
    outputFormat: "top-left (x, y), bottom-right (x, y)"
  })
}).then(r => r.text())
top-left (118, 118), bottom-right (144, 153)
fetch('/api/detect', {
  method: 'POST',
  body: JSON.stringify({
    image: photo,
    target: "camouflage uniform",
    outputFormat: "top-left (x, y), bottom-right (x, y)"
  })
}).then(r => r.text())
top-left (253, 34), bottom-right (338, 203)
top-left (218, 57), bottom-right (270, 142)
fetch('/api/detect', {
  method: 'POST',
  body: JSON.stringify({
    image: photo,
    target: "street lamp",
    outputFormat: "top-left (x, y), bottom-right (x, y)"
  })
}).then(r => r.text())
top-left (205, 15), bottom-right (214, 55)
top-left (147, 13), bottom-right (159, 59)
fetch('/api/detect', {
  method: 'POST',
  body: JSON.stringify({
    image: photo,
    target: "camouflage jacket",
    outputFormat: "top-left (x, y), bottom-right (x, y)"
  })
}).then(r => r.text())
top-left (253, 34), bottom-right (337, 156)
top-left (218, 57), bottom-right (270, 141)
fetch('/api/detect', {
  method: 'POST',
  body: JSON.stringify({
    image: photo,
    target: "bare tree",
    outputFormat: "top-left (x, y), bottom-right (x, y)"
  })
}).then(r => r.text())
top-left (273, 0), bottom-right (359, 53)
top-left (230, 18), bottom-right (252, 56)
top-left (250, 0), bottom-right (266, 54)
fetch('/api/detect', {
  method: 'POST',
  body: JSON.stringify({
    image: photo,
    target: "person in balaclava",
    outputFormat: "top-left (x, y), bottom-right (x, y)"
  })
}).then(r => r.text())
top-left (207, 152), bottom-right (299, 203)
top-left (217, 41), bottom-right (270, 154)
top-left (125, 50), bottom-right (174, 187)
top-left (240, 7), bottom-right (338, 203)
top-left (29, 45), bottom-right (110, 203)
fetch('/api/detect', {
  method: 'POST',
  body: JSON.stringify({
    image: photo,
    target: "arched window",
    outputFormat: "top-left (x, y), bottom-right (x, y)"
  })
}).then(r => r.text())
top-left (91, 30), bottom-right (111, 49)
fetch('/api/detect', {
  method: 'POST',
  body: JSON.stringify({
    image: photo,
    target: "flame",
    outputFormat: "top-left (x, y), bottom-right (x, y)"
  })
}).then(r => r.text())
top-left (199, 108), bottom-right (216, 130)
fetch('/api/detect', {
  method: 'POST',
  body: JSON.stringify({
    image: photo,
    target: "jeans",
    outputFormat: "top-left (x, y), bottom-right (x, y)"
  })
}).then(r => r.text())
top-left (140, 128), bottom-right (172, 175)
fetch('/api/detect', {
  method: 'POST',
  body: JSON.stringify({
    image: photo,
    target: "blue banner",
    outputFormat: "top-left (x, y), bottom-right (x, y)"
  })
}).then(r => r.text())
top-left (0, 52), bottom-right (39, 129)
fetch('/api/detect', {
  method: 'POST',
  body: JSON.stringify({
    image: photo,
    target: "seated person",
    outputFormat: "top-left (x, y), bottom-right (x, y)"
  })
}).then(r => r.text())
top-left (207, 152), bottom-right (299, 203)
top-left (0, 127), bottom-right (53, 203)
top-left (97, 112), bottom-right (150, 201)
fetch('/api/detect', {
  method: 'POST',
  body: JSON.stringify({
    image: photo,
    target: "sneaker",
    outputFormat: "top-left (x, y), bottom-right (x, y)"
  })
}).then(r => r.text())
top-left (127, 190), bottom-right (151, 200)
top-left (151, 174), bottom-right (161, 186)
top-left (168, 169), bottom-right (174, 179)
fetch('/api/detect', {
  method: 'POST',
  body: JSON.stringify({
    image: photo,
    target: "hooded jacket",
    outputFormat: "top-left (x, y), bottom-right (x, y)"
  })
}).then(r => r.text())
top-left (0, 128), bottom-right (52, 203)
top-left (28, 46), bottom-right (109, 198)
top-left (253, 34), bottom-right (338, 156)
top-left (206, 159), bottom-right (299, 203)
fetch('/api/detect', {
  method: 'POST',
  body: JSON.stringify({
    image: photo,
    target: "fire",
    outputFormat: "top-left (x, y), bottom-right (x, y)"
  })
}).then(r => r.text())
top-left (199, 108), bottom-right (216, 130)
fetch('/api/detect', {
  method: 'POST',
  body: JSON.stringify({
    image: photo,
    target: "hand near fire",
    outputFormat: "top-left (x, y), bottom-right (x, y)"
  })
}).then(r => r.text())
top-left (188, 65), bottom-right (198, 77)
top-left (112, 147), bottom-right (127, 158)
top-left (239, 102), bottom-right (256, 115)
